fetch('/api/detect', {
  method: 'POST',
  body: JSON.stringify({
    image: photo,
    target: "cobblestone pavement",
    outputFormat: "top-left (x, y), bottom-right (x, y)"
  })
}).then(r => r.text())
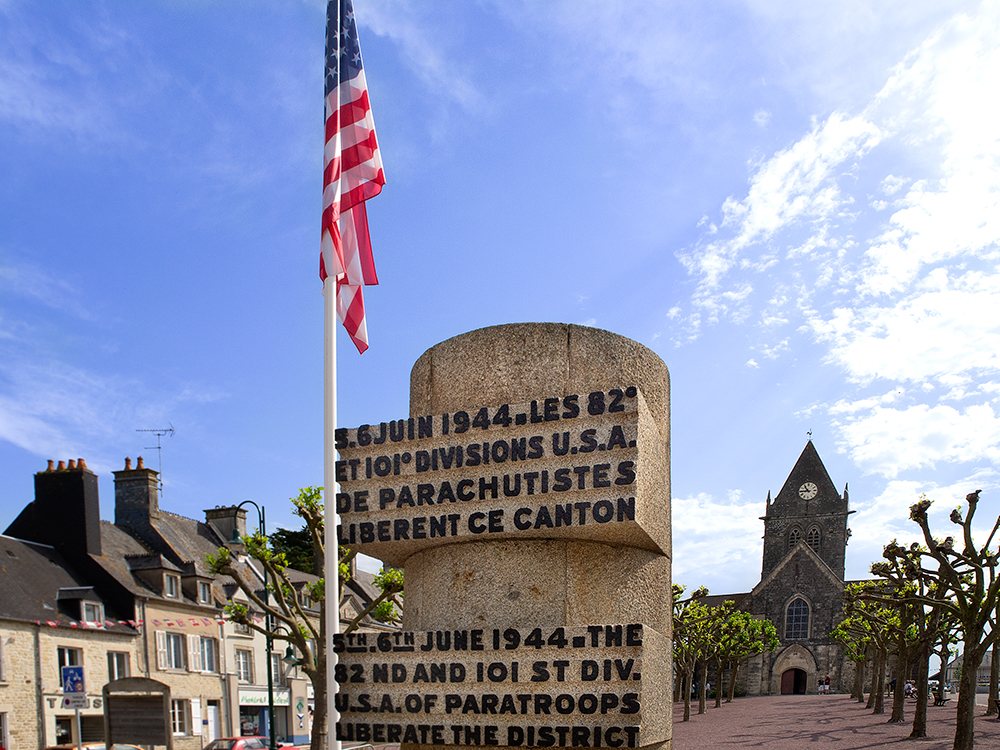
top-left (671, 695), bottom-right (996, 749)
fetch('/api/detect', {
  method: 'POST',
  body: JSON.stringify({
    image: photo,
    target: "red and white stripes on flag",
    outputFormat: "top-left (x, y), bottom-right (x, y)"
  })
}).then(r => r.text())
top-left (321, 0), bottom-right (385, 354)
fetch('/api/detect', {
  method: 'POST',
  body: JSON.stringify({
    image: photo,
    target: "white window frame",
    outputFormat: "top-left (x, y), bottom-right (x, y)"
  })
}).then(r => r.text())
top-left (235, 648), bottom-right (254, 683)
top-left (187, 634), bottom-right (217, 673)
top-left (201, 636), bottom-right (218, 672)
top-left (108, 651), bottom-right (130, 681)
top-left (156, 631), bottom-right (185, 670)
top-left (165, 574), bottom-right (181, 598)
top-left (0, 710), bottom-right (8, 750)
top-left (199, 581), bottom-right (212, 603)
top-left (0, 634), bottom-right (6, 682)
top-left (271, 651), bottom-right (288, 687)
top-left (171, 698), bottom-right (189, 735)
top-left (57, 646), bottom-right (83, 683)
top-left (82, 601), bottom-right (104, 626)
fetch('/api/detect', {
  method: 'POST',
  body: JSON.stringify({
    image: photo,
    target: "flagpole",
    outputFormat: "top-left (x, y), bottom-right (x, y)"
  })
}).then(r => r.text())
top-left (324, 276), bottom-right (341, 750)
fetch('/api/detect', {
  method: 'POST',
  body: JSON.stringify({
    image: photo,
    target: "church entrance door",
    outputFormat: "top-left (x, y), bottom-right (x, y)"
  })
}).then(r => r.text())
top-left (780, 668), bottom-right (807, 694)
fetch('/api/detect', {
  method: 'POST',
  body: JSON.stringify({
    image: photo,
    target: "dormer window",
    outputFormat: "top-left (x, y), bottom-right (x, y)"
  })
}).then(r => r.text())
top-left (199, 582), bottom-right (212, 604)
top-left (82, 601), bottom-right (104, 625)
top-left (165, 574), bottom-right (180, 599)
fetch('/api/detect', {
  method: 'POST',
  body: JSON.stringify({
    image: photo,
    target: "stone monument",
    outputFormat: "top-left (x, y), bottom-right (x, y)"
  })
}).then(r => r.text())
top-left (334, 323), bottom-right (672, 750)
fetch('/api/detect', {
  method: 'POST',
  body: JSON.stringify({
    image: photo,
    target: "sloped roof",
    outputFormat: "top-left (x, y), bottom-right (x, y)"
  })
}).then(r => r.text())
top-left (752, 540), bottom-right (844, 598)
top-left (699, 592), bottom-right (750, 610)
top-left (0, 533), bottom-right (135, 633)
top-left (148, 510), bottom-right (229, 576)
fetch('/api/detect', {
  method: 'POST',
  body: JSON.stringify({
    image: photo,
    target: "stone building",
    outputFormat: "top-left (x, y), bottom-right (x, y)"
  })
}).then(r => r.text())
top-left (0, 530), bottom-right (140, 750)
top-left (2, 457), bottom-right (396, 750)
top-left (707, 441), bottom-right (857, 695)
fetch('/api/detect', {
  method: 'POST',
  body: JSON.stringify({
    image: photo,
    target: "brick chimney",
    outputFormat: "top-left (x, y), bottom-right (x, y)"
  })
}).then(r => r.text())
top-left (113, 456), bottom-right (161, 533)
top-left (26, 458), bottom-right (103, 558)
top-left (204, 505), bottom-right (247, 545)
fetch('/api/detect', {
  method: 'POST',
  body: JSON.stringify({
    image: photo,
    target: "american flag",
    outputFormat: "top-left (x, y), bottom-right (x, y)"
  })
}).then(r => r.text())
top-left (321, 0), bottom-right (385, 354)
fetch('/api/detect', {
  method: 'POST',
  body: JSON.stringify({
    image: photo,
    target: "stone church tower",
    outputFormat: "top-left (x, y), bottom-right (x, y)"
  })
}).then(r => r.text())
top-left (739, 441), bottom-right (856, 695)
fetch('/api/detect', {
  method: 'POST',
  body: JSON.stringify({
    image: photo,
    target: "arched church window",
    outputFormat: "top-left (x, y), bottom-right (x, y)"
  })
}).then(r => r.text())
top-left (788, 527), bottom-right (801, 549)
top-left (807, 526), bottom-right (821, 553)
top-left (785, 597), bottom-right (810, 640)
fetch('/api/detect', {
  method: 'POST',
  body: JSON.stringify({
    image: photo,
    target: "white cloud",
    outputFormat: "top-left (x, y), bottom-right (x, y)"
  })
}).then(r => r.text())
top-left (673, 2), bottom-right (1000, 346)
top-left (363, 0), bottom-right (484, 113)
top-left (833, 401), bottom-right (1000, 477)
top-left (0, 256), bottom-right (94, 321)
top-left (847, 470), bottom-right (998, 572)
top-left (881, 174), bottom-right (908, 195)
top-left (814, 269), bottom-right (1000, 385)
top-left (0, 352), bottom-right (226, 475)
top-left (671, 491), bottom-right (764, 592)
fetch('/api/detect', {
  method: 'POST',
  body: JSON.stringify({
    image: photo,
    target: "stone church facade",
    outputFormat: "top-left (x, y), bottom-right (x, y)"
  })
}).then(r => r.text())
top-left (713, 441), bottom-right (858, 695)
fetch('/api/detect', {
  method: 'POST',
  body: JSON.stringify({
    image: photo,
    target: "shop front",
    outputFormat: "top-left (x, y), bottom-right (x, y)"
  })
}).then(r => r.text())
top-left (238, 687), bottom-right (290, 742)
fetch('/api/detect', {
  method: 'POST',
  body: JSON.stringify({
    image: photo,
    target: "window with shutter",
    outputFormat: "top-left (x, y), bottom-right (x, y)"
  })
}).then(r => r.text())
top-left (190, 698), bottom-right (202, 732)
top-left (155, 631), bottom-right (168, 670)
top-left (187, 634), bottom-right (202, 672)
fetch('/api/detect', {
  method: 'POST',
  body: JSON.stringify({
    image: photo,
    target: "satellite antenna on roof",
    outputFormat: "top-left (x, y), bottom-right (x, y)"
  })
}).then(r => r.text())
top-left (136, 424), bottom-right (174, 496)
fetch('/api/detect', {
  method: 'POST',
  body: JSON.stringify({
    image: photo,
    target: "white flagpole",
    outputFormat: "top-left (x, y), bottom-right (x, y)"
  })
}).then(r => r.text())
top-left (324, 2), bottom-right (342, 748)
top-left (324, 277), bottom-right (341, 750)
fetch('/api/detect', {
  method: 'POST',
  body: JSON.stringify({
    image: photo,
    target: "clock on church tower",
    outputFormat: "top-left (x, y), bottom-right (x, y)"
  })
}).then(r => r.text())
top-left (760, 441), bottom-right (853, 580)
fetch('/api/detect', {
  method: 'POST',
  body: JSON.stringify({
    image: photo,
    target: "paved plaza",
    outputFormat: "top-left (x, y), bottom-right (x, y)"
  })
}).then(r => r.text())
top-left (671, 694), bottom-right (997, 748)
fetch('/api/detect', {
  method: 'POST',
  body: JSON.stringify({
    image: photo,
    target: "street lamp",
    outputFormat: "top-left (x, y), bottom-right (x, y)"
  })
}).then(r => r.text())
top-left (232, 500), bottom-right (277, 750)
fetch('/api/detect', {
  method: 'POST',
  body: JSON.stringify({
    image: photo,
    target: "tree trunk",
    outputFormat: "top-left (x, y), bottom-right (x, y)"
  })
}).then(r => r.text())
top-left (872, 649), bottom-right (886, 714)
top-left (910, 645), bottom-right (930, 738)
top-left (698, 658), bottom-right (708, 714)
top-left (726, 659), bottom-right (739, 703)
top-left (714, 657), bottom-right (723, 708)
top-left (852, 656), bottom-right (866, 702)
top-left (953, 650), bottom-right (980, 750)
top-left (888, 647), bottom-right (907, 723)
top-left (309, 668), bottom-right (328, 750)
top-left (682, 669), bottom-right (692, 722)
top-left (937, 643), bottom-right (950, 705)
top-left (866, 650), bottom-right (878, 709)
top-left (988, 634), bottom-right (999, 716)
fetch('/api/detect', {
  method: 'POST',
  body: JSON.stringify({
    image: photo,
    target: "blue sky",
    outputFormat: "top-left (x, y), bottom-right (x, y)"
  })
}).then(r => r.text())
top-left (2, 0), bottom-right (999, 597)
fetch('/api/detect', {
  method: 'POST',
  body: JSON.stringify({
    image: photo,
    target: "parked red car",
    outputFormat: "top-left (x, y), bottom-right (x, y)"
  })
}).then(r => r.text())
top-left (204, 738), bottom-right (271, 750)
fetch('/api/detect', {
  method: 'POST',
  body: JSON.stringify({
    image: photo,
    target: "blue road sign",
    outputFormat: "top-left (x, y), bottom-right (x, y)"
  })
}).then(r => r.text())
top-left (62, 665), bottom-right (85, 694)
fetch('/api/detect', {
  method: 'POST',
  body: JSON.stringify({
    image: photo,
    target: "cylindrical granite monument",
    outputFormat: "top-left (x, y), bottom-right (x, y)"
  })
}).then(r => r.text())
top-left (334, 323), bottom-right (672, 750)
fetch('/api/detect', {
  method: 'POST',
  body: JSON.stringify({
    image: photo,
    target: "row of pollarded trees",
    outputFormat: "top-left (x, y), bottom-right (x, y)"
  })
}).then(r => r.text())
top-left (671, 584), bottom-right (779, 722)
top-left (834, 490), bottom-right (1000, 750)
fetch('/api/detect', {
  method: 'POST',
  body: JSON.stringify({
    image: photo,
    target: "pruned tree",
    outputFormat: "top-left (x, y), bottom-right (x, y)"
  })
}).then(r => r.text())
top-left (886, 490), bottom-right (1000, 750)
top-left (842, 582), bottom-right (896, 714)
top-left (671, 584), bottom-right (707, 722)
top-left (206, 486), bottom-right (403, 750)
top-left (831, 613), bottom-right (871, 703)
top-left (870, 538), bottom-right (955, 737)
top-left (932, 613), bottom-right (960, 706)
top-left (716, 608), bottom-right (777, 704)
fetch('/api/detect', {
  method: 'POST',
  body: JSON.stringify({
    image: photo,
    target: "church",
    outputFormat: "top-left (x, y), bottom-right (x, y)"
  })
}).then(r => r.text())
top-left (706, 441), bottom-right (857, 695)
